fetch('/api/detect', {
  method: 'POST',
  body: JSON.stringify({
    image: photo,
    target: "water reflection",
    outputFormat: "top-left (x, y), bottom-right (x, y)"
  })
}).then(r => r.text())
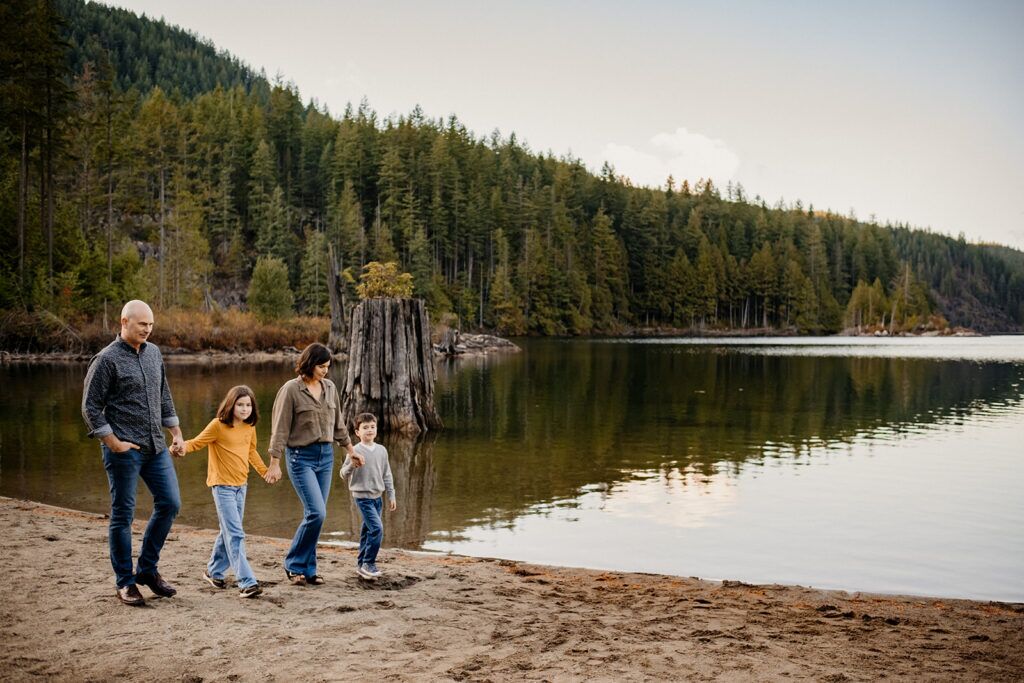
top-left (1, 338), bottom-right (1023, 598)
top-left (427, 340), bottom-right (1024, 538)
top-left (326, 433), bottom-right (437, 548)
top-left (424, 406), bottom-right (1024, 601)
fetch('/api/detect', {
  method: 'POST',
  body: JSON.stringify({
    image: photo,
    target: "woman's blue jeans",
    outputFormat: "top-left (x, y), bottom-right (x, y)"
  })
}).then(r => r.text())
top-left (284, 442), bottom-right (334, 577)
top-left (208, 485), bottom-right (256, 588)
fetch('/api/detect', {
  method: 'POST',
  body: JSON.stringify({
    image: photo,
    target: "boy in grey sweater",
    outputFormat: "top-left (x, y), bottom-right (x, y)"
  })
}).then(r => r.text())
top-left (340, 413), bottom-right (395, 579)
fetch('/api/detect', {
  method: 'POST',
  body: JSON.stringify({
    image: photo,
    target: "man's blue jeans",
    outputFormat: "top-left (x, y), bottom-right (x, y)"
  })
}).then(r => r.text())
top-left (101, 446), bottom-right (181, 588)
top-left (209, 485), bottom-right (257, 588)
top-left (284, 442), bottom-right (333, 577)
top-left (355, 496), bottom-right (384, 567)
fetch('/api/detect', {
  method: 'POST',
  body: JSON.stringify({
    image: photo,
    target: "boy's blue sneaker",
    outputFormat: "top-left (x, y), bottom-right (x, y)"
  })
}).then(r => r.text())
top-left (365, 563), bottom-right (382, 577)
top-left (357, 563), bottom-right (381, 579)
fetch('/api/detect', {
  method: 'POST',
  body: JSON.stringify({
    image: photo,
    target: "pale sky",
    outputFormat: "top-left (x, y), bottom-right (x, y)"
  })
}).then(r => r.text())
top-left (107, 0), bottom-right (1024, 249)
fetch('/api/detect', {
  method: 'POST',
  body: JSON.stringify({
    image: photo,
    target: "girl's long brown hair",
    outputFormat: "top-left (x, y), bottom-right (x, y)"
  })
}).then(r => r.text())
top-left (217, 385), bottom-right (259, 426)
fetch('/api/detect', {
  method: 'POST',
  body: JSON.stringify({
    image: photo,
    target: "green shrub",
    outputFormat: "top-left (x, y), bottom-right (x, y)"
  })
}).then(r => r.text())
top-left (247, 256), bottom-right (294, 322)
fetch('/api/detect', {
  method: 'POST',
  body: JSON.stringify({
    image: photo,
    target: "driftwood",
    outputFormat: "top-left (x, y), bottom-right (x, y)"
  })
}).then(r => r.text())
top-left (433, 332), bottom-right (520, 356)
top-left (341, 298), bottom-right (443, 434)
top-left (436, 327), bottom-right (461, 355)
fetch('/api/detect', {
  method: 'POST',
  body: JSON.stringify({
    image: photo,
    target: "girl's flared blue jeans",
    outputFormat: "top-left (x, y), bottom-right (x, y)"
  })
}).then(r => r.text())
top-left (208, 484), bottom-right (256, 589)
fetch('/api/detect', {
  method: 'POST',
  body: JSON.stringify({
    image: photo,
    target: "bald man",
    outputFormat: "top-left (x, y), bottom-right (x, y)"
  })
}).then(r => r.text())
top-left (82, 300), bottom-right (186, 606)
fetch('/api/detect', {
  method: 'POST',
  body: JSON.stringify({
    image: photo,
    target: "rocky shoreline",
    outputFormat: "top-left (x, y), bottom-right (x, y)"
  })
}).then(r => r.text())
top-left (0, 334), bottom-right (522, 365)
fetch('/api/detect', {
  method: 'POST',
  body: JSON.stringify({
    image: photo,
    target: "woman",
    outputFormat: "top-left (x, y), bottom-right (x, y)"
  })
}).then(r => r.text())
top-left (265, 343), bottom-right (362, 586)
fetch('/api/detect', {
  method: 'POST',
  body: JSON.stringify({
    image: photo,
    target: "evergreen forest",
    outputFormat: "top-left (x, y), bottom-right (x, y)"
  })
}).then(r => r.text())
top-left (2, 0), bottom-right (1022, 350)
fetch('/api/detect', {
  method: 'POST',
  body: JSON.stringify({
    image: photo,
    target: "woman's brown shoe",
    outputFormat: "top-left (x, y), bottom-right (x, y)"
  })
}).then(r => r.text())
top-left (306, 574), bottom-right (325, 585)
top-left (286, 569), bottom-right (306, 586)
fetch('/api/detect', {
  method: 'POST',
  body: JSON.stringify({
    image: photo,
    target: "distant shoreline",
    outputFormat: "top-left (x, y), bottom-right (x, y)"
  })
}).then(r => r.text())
top-left (0, 333), bottom-right (522, 365)
top-left (0, 328), bottom-right (995, 364)
top-left (624, 325), bottom-right (983, 338)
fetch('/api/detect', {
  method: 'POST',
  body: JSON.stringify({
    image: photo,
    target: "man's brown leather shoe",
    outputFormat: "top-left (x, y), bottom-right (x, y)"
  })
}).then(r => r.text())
top-left (116, 584), bottom-right (146, 606)
top-left (135, 571), bottom-right (177, 597)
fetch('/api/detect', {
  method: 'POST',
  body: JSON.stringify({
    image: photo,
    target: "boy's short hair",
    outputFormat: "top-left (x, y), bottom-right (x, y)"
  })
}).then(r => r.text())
top-left (354, 412), bottom-right (377, 428)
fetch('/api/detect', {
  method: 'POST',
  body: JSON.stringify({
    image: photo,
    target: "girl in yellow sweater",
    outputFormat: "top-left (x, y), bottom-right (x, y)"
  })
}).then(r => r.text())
top-left (184, 385), bottom-right (274, 598)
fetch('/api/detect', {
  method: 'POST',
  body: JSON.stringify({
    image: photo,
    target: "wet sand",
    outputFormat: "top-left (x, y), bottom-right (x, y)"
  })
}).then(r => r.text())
top-left (1, 496), bottom-right (1021, 681)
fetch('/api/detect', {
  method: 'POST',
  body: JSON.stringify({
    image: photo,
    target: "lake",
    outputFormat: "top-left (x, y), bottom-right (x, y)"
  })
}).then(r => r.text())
top-left (1, 336), bottom-right (1022, 601)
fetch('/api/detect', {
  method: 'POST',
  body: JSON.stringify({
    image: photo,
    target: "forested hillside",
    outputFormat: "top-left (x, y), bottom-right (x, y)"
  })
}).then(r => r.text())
top-left (2, 0), bottom-right (1022, 344)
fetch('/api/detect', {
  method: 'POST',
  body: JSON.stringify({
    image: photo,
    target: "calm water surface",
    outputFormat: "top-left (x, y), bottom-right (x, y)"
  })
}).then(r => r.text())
top-left (1, 336), bottom-right (1022, 601)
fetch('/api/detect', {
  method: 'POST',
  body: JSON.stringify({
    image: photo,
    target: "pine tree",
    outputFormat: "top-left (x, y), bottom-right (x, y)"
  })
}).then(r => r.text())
top-left (590, 209), bottom-right (628, 331)
top-left (133, 87), bottom-right (180, 308)
top-left (207, 150), bottom-right (239, 272)
top-left (247, 138), bottom-right (276, 252)
top-left (164, 175), bottom-right (213, 309)
top-left (327, 180), bottom-right (365, 268)
top-left (747, 243), bottom-right (777, 328)
top-left (694, 239), bottom-right (719, 326)
top-left (256, 185), bottom-right (292, 265)
top-left (489, 227), bottom-right (525, 334)
top-left (408, 225), bottom-right (433, 301)
top-left (669, 249), bottom-right (696, 326)
top-left (298, 229), bottom-right (329, 315)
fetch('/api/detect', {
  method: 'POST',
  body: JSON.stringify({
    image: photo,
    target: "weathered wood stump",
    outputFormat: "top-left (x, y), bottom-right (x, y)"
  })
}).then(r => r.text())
top-left (341, 298), bottom-right (443, 434)
top-left (436, 327), bottom-right (462, 355)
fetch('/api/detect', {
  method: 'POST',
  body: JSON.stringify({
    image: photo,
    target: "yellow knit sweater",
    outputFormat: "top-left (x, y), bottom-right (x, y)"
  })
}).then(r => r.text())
top-left (185, 419), bottom-right (268, 487)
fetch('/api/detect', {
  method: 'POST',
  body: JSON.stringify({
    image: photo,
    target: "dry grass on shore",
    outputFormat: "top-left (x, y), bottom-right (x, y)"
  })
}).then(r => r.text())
top-left (0, 308), bottom-right (330, 355)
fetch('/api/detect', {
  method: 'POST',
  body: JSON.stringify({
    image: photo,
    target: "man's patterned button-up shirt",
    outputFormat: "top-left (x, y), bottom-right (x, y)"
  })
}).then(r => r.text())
top-left (81, 337), bottom-right (180, 454)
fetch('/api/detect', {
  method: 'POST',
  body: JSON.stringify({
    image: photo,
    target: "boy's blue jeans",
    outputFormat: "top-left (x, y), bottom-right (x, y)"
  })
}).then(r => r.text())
top-left (208, 485), bottom-right (256, 589)
top-left (284, 442), bottom-right (334, 577)
top-left (355, 496), bottom-right (384, 567)
top-left (101, 446), bottom-right (181, 588)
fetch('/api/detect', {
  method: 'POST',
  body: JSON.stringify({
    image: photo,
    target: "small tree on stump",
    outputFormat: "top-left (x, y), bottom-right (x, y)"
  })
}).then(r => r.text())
top-left (341, 262), bottom-right (442, 434)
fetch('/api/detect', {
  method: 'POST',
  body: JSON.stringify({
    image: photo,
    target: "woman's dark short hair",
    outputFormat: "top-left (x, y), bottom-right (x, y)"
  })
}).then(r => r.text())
top-left (217, 385), bottom-right (259, 426)
top-left (295, 343), bottom-right (332, 378)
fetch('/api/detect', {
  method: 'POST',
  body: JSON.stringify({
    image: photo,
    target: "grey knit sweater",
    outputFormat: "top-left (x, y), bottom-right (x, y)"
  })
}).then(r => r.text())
top-left (340, 442), bottom-right (395, 500)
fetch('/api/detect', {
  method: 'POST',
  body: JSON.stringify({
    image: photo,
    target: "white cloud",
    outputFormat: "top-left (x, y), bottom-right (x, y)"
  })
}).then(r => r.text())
top-left (323, 61), bottom-right (366, 97)
top-left (600, 467), bottom-right (738, 530)
top-left (600, 127), bottom-right (740, 189)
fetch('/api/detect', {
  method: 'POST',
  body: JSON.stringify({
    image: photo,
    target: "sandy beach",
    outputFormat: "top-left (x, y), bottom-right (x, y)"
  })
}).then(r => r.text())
top-left (1, 496), bottom-right (1021, 682)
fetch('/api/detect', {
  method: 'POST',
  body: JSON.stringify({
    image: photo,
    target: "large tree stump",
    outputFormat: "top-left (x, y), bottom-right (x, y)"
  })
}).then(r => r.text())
top-left (341, 298), bottom-right (443, 434)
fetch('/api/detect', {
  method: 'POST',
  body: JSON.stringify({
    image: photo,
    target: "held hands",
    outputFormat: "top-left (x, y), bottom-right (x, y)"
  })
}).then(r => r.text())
top-left (350, 452), bottom-right (365, 468)
top-left (263, 461), bottom-right (282, 485)
top-left (169, 432), bottom-right (186, 458)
